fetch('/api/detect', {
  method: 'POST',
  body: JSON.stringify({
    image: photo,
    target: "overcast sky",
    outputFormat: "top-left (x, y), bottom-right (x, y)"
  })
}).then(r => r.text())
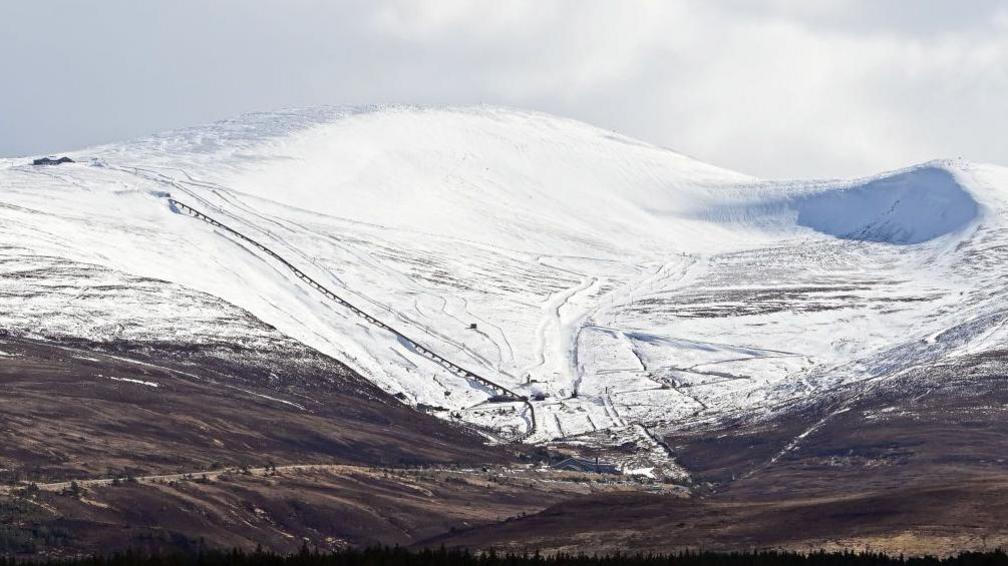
top-left (2, 0), bottom-right (1006, 178)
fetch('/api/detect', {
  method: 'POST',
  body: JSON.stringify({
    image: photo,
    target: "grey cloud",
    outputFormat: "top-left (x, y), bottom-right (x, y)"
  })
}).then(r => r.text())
top-left (1, 0), bottom-right (1005, 178)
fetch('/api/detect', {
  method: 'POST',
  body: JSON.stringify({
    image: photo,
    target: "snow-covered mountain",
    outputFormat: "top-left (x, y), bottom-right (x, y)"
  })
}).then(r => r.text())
top-left (3, 106), bottom-right (1007, 467)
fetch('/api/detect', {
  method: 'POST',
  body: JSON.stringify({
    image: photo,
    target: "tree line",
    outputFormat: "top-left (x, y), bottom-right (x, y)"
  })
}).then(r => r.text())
top-left (3, 546), bottom-right (1008, 566)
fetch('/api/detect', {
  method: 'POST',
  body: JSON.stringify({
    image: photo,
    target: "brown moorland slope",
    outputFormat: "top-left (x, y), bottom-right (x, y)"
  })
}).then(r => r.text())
top-left (427, 351), bottom-right (1008, 555)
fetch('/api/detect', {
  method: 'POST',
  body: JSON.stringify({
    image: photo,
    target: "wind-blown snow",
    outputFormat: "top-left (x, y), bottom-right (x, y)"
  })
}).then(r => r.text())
top-left (2, 105), bottom-right (1007, 456)
top-left (795, 166), bottom-right (979, 244)
top-left (698, 163), bottom-right (982, 245)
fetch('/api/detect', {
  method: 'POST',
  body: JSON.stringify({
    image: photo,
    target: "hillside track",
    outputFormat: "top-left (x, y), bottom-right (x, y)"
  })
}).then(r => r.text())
top-left (168, 198), bottom-right (537, 440)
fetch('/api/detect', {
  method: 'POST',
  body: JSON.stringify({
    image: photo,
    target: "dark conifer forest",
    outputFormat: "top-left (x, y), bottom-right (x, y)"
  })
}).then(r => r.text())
top-left (4, 548), bottom-right (1008, 566)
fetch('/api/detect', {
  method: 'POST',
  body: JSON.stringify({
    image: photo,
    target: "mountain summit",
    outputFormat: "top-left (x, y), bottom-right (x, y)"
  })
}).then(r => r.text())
top-left (2, 105), bottom-right (1007, 464)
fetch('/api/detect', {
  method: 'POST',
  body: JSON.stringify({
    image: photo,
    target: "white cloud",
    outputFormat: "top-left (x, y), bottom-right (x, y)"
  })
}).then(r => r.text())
top-left (0, 0), bottom-right (1005, 178)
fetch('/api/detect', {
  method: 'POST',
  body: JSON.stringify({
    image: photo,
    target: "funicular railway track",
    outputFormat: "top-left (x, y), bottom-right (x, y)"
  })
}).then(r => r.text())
top-left (167, 198), bottom-right (536, 440)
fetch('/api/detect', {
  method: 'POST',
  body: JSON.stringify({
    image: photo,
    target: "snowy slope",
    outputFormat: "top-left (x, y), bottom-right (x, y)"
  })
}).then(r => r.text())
top-left (2, 106), bottom-right (1006, 463)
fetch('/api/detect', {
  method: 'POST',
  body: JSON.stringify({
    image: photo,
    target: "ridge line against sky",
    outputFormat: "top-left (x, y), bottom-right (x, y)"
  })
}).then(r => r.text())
top-left (1, 0), bottom-right (1006, 178)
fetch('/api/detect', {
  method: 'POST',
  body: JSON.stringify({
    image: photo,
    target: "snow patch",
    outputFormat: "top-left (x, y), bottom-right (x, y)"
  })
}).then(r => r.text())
top-left (105, 375), bottom-right (159, 388)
